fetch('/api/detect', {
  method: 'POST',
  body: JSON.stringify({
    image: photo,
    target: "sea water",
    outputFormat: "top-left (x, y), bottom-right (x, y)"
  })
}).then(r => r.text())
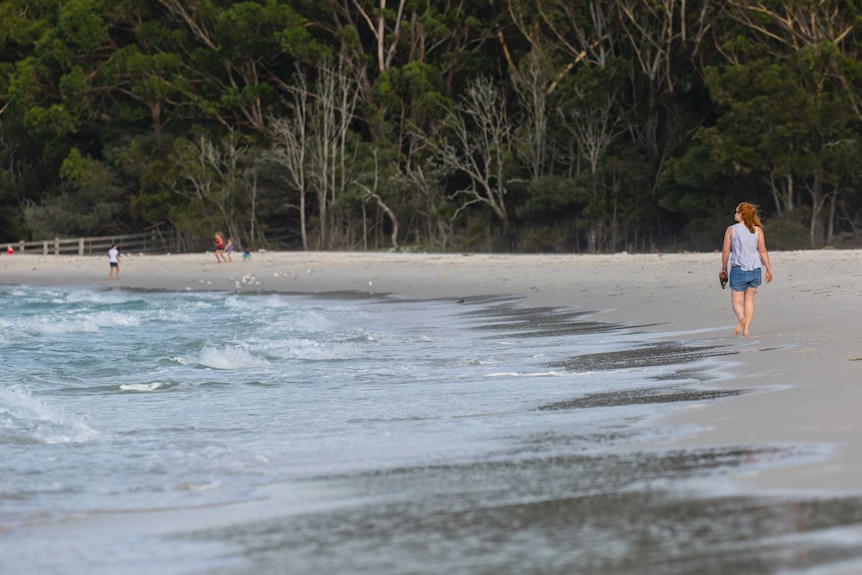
top-left (3, 285), bottom-right (862, 575)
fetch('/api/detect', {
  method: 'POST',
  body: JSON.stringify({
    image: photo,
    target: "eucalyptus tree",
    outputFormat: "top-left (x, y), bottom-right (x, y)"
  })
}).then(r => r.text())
top-left (306, 56), bottom-right (362, 250)
top-left (352, 146), bottom-right (400, 251)
top-left (307, 0), bottom-right (502, 100)
top-left (8, 0), bottom-right (120, 151)
top-left (366, 61), bottom-right (456, 248)
top-left (556, 64), bottom-right (630, 252)
top-left (0, 0), bottom-right (56, 109)
top-left (3, 0), bottom-right (170, 237)
top-left (611, 0), bottom-right (722, 223)
top-left (398, 151), bottom-right (455, 249)
top-left (0, 119), bottom-right (29, 241)
top-left (266, 78), bottom-right (311, 250)
top-left (166, 128), bottom-right (256, 245)
top-left (153, 0), bottom-right (321, 135)
top-left (301, 1), bottom-right (505, 248)
top-left (268, 60), bottom-right (368, 251)
top-left (426, 77), bottom-right (516, 247)
top-left (707, 0), bottom-right (862, 246)
top-left (508, 49), bottom-right (556, 181)
top-left (505, 0), bottom-right (710, 251)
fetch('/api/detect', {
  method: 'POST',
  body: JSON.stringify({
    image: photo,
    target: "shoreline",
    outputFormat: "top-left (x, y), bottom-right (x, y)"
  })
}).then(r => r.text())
top-left (3, 249), bottom-right (862, 493)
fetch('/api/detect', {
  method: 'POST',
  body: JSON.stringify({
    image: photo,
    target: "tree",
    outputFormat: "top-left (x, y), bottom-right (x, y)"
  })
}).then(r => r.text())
top-left (510, 49), bottom-right (556, 180)
top-left (306, 56), bottom-right (362, 249)
top-left (153, 0), bottom-right (320, 134)
top-left (167, 129), bottom-right (255, 244)
top-left (427, 77), bottom-right (515, 247)
top-left (556, 65), bottom-right (628, 252)
top-left (708, 0), bottom-right (862, 246)
top-left (353, 147), bottom-right (400, 251)
top-left (0, 118), bottom-right (29, 241)
top-left (266, 70), bottom-right (311, 249)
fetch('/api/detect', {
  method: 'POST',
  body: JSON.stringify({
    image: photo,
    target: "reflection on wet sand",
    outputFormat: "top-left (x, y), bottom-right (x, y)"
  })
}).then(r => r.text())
top-left (193, 446), bottom-right (862, 575)
top-left (185, 301), bottom-right (862, 574)
top-left (537, 386), bottom-right (747, 410)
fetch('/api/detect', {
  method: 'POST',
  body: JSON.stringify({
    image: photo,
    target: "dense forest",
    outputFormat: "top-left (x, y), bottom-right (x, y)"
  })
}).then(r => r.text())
top-left (2, 0), bottom-right (862, 253)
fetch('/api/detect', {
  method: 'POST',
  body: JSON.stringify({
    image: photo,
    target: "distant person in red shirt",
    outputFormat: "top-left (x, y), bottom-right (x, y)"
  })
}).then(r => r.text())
top-left (214, 233), bottom-right (227, 263)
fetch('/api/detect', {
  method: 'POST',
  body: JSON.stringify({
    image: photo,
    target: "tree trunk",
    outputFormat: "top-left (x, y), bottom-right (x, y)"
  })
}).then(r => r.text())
top-left (808, 176), bottom-right (826, 247)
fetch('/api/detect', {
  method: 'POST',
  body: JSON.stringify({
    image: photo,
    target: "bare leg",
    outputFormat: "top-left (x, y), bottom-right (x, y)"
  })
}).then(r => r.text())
top-left (741, 287), bottom-right (757, 337)
top-left (731, 290), bottom-right (745, 334)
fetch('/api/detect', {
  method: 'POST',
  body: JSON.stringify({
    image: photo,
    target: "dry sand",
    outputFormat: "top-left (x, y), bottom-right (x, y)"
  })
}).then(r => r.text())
top-left (2, 248), bottom-right (861, 493)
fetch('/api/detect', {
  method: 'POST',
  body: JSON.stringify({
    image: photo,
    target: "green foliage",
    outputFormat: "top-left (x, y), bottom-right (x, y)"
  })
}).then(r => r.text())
top-left (369, 62), bottom-right (451, 139)
top-left (517, 175), bottom-right (584, 221)
top-left (56, 147), bottom-right (126, 233)
top-left (659, 143), bottom-right (720, 217)
top-left (518, 224), bottom-right (574, 253)
top-left (3, 0), bottom-right (862, 251)
top-left (58, 66), bottom-right (87, 112)
top-left (8, 58), bottom-right (43, 112)
top-left (766, 208), bottom-right (812, 251)
top-left (23, 105), bottom-right (77, 139)
top-left (56, 0), bottom-right (108, 52)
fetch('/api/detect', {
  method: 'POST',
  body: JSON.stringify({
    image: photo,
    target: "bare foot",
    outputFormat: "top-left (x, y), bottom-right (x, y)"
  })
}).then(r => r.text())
top-left (734, 323), bottom-right (743, 335)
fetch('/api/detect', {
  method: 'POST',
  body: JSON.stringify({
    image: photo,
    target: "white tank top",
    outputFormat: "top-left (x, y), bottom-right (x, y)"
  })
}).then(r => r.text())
top-left (729, 222), bottom-right (761, 271)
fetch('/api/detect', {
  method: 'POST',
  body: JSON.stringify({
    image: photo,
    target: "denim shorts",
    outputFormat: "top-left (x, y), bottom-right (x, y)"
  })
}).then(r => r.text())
top-left (729, 267), bottom-right (762, 291)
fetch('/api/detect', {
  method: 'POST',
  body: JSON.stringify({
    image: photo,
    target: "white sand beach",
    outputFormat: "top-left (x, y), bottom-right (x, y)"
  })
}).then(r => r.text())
top-left (2, 248), bottom-right (861, 493)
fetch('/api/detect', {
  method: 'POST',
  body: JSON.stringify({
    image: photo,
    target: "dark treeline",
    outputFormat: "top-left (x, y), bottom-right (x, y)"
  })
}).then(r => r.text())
top-left (2, 0), bottom-right (862, 253)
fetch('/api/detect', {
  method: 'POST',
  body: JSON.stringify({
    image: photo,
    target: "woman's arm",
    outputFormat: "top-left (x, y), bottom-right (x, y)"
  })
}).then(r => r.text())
top-left (721, 226), bottom-right (733, 271)
top-left (757, 227), bottom-right (773, 282)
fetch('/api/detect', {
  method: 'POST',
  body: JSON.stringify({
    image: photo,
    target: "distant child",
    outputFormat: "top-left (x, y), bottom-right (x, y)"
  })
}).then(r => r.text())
top-left (108, 244), bottom-right (120, 279)
top-left (242, 249), bottom-right (250, 262)
top-left (225, 237), bottom-right (234, 262)
top-left (6, 246), bottom-right (13, 255)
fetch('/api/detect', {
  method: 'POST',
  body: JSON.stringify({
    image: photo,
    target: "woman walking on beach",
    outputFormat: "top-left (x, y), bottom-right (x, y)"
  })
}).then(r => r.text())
top-left (721, 202), bottom-right (774, 337)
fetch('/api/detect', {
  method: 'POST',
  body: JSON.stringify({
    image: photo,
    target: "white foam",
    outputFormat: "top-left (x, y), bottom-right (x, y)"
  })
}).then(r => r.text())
top-left (485, 371), bottom-right (567, 378)
top-left (62, 290), bottom-right (133, 306)
top-left (289, 310), bottom-right (337, 333)
top-left (119, 382), bottom-right (169, 392)
top-left (0, 386), bottom-right (98, 443)
top-left (8, 310), bottom-right (141, 337)
top-left (257, 337), bottom-right (363, 361)
top-left (197, 345), bottom-right (271, 370)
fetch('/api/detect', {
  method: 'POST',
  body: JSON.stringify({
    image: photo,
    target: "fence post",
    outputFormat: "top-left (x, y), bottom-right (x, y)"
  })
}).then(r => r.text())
top-left (18, 241), bottom-right (24, 253)
top-left (79, 237), bottom-right (84, 255)
top-left (54, 237), bottom-right (60, 255)
top-left (43, 241), bottom-right (48, 256)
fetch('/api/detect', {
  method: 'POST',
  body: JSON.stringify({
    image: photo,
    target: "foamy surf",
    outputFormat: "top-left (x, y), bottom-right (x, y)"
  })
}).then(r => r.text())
top-left (2, 285), bottom-right (857, 575)
top-left (197, 345), bottom-right (271, 369)
top-left (0, 386), bottom-right (98, 443)
top-left (119, 382), bottom-right (172, 392)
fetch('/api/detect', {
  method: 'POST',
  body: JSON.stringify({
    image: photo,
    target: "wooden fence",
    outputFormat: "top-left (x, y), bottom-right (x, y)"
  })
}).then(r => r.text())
top-left (8, 229), bottom-right (182, 256)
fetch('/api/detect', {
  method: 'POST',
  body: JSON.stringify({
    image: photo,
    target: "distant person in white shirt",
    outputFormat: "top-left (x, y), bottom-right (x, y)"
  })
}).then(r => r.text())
top-left (108, 244), bottom-right (120, 279)
top-left (721, 202), bottom-right (774, 337)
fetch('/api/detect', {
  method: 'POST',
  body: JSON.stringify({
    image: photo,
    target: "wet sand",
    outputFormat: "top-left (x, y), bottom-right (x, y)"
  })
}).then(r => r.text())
top-left (2, 249), bottom-right (862, 493)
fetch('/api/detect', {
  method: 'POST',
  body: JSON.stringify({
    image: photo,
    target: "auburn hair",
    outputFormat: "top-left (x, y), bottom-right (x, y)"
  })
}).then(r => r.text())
top-left (736, 202), bottom-right (763, 234)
